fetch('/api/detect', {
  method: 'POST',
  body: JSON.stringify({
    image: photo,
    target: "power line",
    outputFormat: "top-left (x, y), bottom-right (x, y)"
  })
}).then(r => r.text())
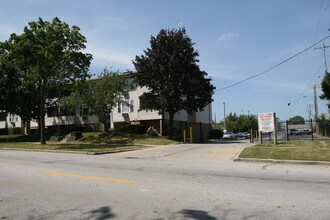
top-left (282, 69), bottom-right (322, 120)
top-left (216, 35), bottom-right (330, 92)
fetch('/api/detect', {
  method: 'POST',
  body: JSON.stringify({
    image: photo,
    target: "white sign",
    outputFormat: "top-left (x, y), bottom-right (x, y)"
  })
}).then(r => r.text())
top-left (258, 112), bottom-right (275, 133)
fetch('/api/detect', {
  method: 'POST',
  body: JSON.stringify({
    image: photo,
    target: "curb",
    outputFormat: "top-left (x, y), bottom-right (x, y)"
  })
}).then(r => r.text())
top-left (0, 148), bottom-right (88, 154)
top-left (234, 157), bottom-right (330, 166)
top-left (0, 146), bottom-right (151, 155)
top-left (233, 146), bottom-right (249, 161)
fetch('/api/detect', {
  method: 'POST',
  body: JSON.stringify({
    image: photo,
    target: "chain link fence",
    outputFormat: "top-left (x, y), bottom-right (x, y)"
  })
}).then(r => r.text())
top-left (258, 119), bottom-right (330, 142)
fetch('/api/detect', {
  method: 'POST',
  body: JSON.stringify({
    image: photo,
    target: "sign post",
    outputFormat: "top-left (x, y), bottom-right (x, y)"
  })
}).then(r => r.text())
top-left (258, 112), bottom-right (277, 145)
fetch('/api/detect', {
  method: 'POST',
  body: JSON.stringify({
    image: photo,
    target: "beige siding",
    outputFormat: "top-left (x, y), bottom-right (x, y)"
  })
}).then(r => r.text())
top-left (196, 104), bottom-right (212, 124)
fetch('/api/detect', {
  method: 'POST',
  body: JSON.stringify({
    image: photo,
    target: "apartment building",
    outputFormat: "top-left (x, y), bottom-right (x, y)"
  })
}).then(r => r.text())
top-left (0, 78), bottom-right (212, 140)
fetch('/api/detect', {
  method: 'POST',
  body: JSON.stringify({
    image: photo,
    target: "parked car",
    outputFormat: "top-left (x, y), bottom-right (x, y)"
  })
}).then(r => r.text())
top-left (298, 129), bottom-right (312, 135)
top-left (287, 129), bottom-right (298, 135)
top-left (242, 132), bottom-right (251, 139)
top-left (223, 132), bottom-right (235, 139)
top-left (234, 132), bottom-right (250, 139)
top-left (287, 129), bottom-right (312, 135)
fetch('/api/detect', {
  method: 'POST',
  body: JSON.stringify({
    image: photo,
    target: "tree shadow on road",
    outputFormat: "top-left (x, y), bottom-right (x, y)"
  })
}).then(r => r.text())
top-left (179, 209), bottom-right (217, 220)
top-left (85, 206), bottom-right (115, 220)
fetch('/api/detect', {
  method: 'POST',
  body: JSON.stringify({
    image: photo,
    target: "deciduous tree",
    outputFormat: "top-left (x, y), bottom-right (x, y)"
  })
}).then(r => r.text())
top-left (320, 72), bottom-right (330, 108)
top-left (224, 113), bottom-right (258, 132)
top-left (133, 28), bottom-right (215, 138)
top-left (288, 115), bottom-right (305, 125)
top-left (62, 68), bottom-right (130, 131)
top-left (0, 17), bottom-right (92, 144)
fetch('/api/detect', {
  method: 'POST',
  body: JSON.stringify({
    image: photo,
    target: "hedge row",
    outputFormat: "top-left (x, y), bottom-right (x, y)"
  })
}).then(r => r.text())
top-left (113, 122), bottom-right (147, 134)
top-left (0, 127), bottom-right (21, 135)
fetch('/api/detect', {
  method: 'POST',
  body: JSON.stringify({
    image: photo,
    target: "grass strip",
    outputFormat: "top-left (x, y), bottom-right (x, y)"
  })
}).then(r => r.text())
top-left (0, 133), bottom-right (178, 153)
top-left (239, 141), bottom-right (330, 161)
top-left (0, 142), bottom-right (150, 153)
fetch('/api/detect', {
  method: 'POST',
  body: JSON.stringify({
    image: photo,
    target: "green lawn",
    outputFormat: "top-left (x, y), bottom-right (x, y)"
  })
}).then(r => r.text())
top-left (239, 141), bottom-right (330, 161)
top-left (0, 133), bottom-right (178, 153)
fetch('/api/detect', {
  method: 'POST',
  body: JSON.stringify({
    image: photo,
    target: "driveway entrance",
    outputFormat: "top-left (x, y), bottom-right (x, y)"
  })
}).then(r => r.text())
top-left (111, 139), bottom-right (253, 163)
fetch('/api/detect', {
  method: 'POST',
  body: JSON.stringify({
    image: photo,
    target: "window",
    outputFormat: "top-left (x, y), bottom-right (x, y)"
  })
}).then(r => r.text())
top-left (117, 103), bottom-right (121, 114)
top-left (80, 105), bottom-right (89, 117)
top-left (9, 113), bottom-right (18, 122)
top-left (0, 112), bottom-right (6, 121)
top-left (118, 100), bottom-right (134, 113)
top-left (130, 100), bottom-right (134, 113)
top-left (46, 106), bottom-right (59, 117)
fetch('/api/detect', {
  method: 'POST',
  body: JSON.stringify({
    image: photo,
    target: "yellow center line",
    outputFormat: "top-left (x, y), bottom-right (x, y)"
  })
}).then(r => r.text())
top-left (36, 170), bottom-right (138, 184)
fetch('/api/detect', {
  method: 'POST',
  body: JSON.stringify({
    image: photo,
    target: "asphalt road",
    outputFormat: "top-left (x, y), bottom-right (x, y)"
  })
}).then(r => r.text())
top-left (1, 141), bottom-right (330, 220)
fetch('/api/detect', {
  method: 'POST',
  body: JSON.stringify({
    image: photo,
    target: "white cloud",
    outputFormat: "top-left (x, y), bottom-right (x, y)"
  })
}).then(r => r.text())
top-left (86, 44), bottom-right (136, 70)
top-left (217, 32), bottom-right (239, 43)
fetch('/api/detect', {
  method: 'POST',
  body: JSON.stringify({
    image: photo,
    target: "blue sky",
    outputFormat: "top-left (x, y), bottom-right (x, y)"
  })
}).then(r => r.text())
top-left (1, 0), bottom-right (330, 121)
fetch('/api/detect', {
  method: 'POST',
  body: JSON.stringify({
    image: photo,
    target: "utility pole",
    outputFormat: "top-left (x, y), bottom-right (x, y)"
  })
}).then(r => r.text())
top-left (314, 43), bottom-right (330, 73)
top-left (314, 85), bottom-right (319, 120)
top-left (313, 43), bottom-right (330, 120)
top-left (309, 84), bottom-right (319, 120)
top-left (307, 104), bottom-right (312, 121)
top-left (223, 102), bottom-right (226, 131)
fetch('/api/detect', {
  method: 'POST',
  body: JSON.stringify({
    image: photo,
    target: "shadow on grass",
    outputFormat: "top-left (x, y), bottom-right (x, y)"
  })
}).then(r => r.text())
top-left (255, 142), bottom-right (287, 147)
top-left (55, 143), bottom-right (130, 150)
top-left (0, 134), bottom-right (51, 143)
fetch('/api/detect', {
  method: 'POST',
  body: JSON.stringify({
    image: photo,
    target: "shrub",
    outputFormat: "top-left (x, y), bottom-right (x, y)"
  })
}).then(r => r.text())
top-left (147, 126), bottom-right (158, 137)
top-left (80, 134), bottom-right (97, 142)
top-left (108, 128), bottom-right (115, 134)
top-left (113, 122), bottom-right (147, 134)
top-left (29, 129), bottom-right (39, 135)
top-left (98, 132), bottom-right (109, 138)
top-left (114, 122), bottom-right (126, 132)
top-left (8, 127), bottom-right (21, 135)
top-left (209, 129), bottom-right (223, 139)
top-left (124, 124), bottom-right (147, 134)
top-left (70, 131), bottom-right (83, 140)
top-left (0, 129), bottom-right (9, 135)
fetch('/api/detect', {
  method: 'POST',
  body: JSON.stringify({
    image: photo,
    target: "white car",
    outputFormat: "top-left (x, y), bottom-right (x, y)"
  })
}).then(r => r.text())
top-left (223, 132), bottom-right (234, 139)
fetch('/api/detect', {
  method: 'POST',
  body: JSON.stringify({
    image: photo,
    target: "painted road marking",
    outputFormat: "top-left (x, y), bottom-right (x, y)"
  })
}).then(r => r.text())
top-left (36, 170), bottom-right (138, 184)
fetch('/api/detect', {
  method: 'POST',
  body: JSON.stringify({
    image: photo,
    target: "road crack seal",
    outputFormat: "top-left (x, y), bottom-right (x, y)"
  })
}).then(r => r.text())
top-left (262, 163), bottom-right (275, 169)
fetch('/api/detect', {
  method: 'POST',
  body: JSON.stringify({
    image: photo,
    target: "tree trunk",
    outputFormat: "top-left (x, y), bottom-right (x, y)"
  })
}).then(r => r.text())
top-left (168, 111), bottom-right (175, 139)
top-left (40, 83), bottom-right (46, 144)
top-left (99, 114), bottom-right (109, 132)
